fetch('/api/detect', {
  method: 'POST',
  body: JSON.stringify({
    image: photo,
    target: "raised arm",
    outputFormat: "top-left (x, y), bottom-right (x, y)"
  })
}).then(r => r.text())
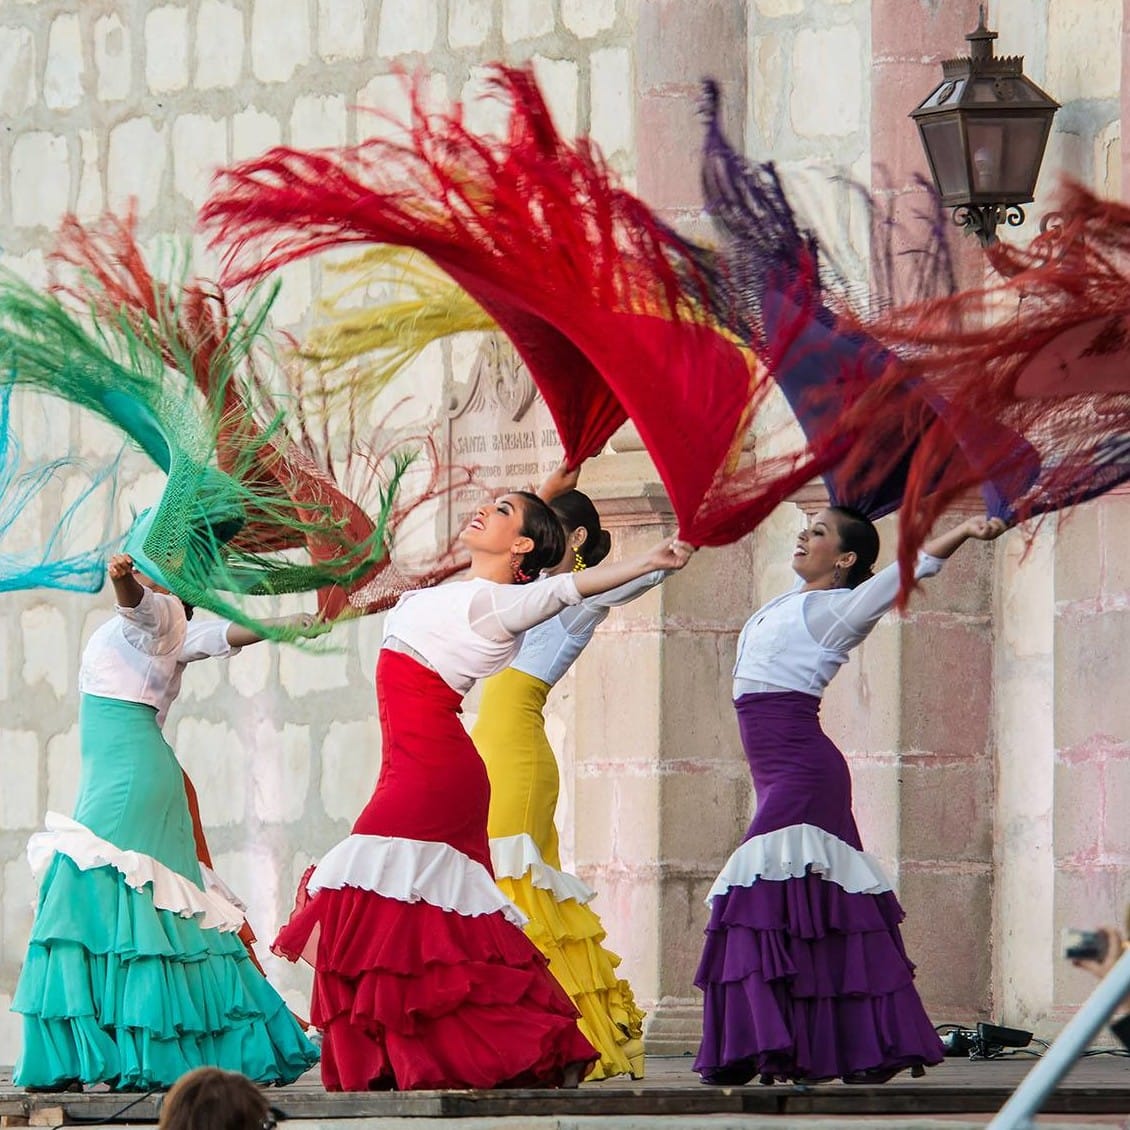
top-left (923, 515), bottom-right (1008, 559)
top-left (572, 536), bottom-right (694, 599)
top-left (225, 612), bottom-right (328, 648)
top-left (108, 553), bottom-right (144, 608)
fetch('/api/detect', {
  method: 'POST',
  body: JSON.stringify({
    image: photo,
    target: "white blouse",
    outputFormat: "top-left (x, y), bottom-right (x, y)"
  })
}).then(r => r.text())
top-left (79, 588), bottom-right (239, 726)
top-left (511, 570), bottom-right (668, 687)
top-left (383, 574), bottom-right (583, 694)
top-left (732, 553), bottom-right (944, 700)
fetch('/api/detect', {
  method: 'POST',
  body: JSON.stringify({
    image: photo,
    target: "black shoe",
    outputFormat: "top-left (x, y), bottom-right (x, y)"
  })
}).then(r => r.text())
top-left (700, 1063), bottom-right (756, 1086)
top-left (842, 1063), bottom-right (926, 1085)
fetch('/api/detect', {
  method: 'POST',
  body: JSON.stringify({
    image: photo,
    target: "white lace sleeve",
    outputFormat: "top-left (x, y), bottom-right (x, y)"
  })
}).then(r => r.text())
top-left (117, 589), bottom-right (180, 655)
top-left (804, 553), bottom-right (944, 652)
top-left (468, 575), bottom-right (584, 641)
top-left (557, 569), bottom-right (668, 637)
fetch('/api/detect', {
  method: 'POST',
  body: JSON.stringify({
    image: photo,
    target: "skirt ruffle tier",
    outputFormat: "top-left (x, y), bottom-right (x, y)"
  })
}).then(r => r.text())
top-left (13, 854), bottom-right (319, 1090)
top-left (273, 880), bottom-right (597, 1091)
top-left (496, 871), bottom-right (645, 1081)
top-left (694, 870), bottom-right (944, 1082)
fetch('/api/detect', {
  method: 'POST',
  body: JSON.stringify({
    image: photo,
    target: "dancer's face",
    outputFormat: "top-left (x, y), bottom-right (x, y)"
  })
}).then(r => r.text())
top-left (460, 494), bottom-right (535, 559)
top-left (792, 508), bottom-right (855, 587)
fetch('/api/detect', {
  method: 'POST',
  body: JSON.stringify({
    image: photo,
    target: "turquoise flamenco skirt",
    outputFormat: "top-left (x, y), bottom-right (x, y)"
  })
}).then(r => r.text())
top-left (12, 695), bottom-right (318, 1090)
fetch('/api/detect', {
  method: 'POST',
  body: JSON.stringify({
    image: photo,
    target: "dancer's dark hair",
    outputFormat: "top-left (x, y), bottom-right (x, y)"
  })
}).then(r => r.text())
top-left (512, 491), bottom-right (567, 582)
top-left (550, 490), bottom-right (612, 568)
top-left (157, 1067), bottom-right (275, 1130)
top-left (828, 505), bottom-right (879, 588)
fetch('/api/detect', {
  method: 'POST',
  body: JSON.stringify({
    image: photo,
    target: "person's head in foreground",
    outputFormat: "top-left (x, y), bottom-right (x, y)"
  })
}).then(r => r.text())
top-left (158, 1067), bottom-right (279, 1130)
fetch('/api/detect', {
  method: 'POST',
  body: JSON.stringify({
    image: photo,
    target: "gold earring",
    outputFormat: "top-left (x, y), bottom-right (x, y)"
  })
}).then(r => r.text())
top-left (572, 547), bottom-right (586, 572)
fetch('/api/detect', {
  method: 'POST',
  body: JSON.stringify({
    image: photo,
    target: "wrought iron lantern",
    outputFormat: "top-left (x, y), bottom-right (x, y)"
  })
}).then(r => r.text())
top-left (909, 6), bottom-right (1059, 247)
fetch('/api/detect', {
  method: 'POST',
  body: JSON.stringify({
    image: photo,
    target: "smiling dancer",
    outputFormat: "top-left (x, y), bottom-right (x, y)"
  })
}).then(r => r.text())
top-left (13, 553), bottom-right (321, 1091)
top-left (470, 466), bottom-right (667, 1080)
top-left (695, 508), bottom-right (1006, 1086)
top-left (273, 490), bottom-right (692, 1091)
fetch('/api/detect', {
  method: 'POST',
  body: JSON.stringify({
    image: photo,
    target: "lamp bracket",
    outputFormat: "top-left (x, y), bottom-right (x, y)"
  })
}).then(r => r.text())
top-left (952, 202), bottom-right (1026, 247)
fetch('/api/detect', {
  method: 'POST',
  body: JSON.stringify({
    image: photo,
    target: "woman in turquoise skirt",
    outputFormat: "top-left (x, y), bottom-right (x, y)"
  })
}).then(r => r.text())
top-left (12, 553), bottom-right (320, 1091)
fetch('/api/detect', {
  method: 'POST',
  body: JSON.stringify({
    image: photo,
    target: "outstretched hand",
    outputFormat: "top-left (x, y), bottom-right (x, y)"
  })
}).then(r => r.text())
top-left (963, 516), bottom-right (1009, 541)
top-left (537, 459), bottom-right (582, 502)
top-left (108, 553), bottom-right (135, 581)
top-left (287, 611), bottom-right (333, 639)
top-left (649, 536), bottom-right (696, 572)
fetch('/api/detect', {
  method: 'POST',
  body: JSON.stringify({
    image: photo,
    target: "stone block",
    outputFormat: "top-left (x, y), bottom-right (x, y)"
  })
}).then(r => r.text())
top-left (589, 871), bottom-right (659, 994)
top-left (174, 718), bottom-right (246, 825)
top-left (655, 873), bottom-right (712, 999)
top-left (0, 992), bottom-right (22, 1076)
top-left (196, 0), bottom-right (244, 89)
top-left (2, 860), bottom-right (36, 964)
top-left (790, 24), bottom-right (863, 139)
top-left (502, 0), bottom-right (554, 43)
top-left (213, 844), bottom-right (278, 933)
top-left (751, 30), bottom-right (787, 149)
top-left (899, 867), bottom-right (992, 1020)
top-left (172, 113), bottom-right (228, 208)
top-left (320, 718), bottom-right (380, 822)
top-left (94, 13), bottom-right (130, 102)
top-left (664, 537), bottom-right (757, 628)
top-left (448, 0), bottom-right (493, 48)
top-left (44, 12), bottom-right (83, 111)
top-left (869, 59), bottom-right (937, 181)
top-left (1052, 865), bottom-right (1125, 1003)
top-left (252, 721), bottom-right (312, 823)
top-left (460, 66), bottom-right (512, 138)
top-left (590, 47), bottom-right (631, 156)
top-left (636, 0), bottom-right (746, 92)
top-left (899, 758), bottom-right (993, 864)
top-left (531, 55), bottom-right (579, 138)
top-left (0, 619), bottom-right (8, 699)
top-left (574, 633), bottom-right (662, 762)
top-left (10, 133), bottom-right (70, 230)
top-left (900, 618), bottom-right (992, 758)
top-left (232, 106), bottom-right (282, 161)
top-left (266, 259), bottom-right (313, 327)
top-left (279, 637), bottom-right (350, 694)
top-left (107, 117), bottom-right (168, 218)
top-left (145, 6), bottom-right (189, 93)
top-left (562, 0), bottom-right (617, 38)
top-left (848, 756), bottom-right (900, 868)
top-left (318, 0), bottom-right (367, 60)
top-left (1053, 756), bottom-right (1102, 862)
top-left (75, 129), bottom-right (103, 219)
top-left (635, 92), bottom-right (703, 213)
top-left (822, 618), bottom-right (902, 754)
top-left (1054, 608), bottom-right (1130, 748)
top-left (1047, 0), bottom-right (1119, 102)
top-left (659, 631), bottom-right (745, 767)
top-left (0, 25), bottom-right (36, 114)
top-left (181, 647), bottom-right (222, 702)
top-left (378, 0), bottom-right (438, 54)
top-left (610, 772), bottom-right (659, 862)
top-left (0, 730), bottom-right (40, 828)
top-left (21, 603), bottom-right (68, 697)
top-left (659, 768), bottom-right (749, 869)
top-left (290, 93), bottom-right (348, 149)
top-left (1099, 752), bottom-right (1130, 857)
top-left (1100, 494), bottom-right (1130, 597)
top-left (755, 0), bottom-right (802, 13)
top-left (229, 641), bottom-right (271, 698)
top-left (1053, 501), bottom-right (1101, 603)
top-left (1096, 117), bottom-right (1121, 201)
top-left (46, 725), bottom-right (81, 816)
top-left (252, 0), bottom-right (310, 82)
top-left (572, 769), bottom-right (615, 865)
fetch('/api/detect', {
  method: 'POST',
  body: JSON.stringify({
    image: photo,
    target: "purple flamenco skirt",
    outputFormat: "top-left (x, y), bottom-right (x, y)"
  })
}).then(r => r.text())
top-left (694, 692), bottom-right (944, 1083)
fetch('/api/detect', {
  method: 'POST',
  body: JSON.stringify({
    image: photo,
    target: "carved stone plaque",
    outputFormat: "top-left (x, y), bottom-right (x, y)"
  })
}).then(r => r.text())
top-left (444, 334), bottom-right (564, 538)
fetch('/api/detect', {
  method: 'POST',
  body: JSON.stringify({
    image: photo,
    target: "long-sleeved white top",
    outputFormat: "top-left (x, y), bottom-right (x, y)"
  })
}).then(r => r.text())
top-left (383, 574), bottom-right (584, 694)
top-left (79, 588), bottom-right (239, 726)
top-left (732, 553), bottom-right (944, 700)
top-left (510, 569), bottom-right (668, 687)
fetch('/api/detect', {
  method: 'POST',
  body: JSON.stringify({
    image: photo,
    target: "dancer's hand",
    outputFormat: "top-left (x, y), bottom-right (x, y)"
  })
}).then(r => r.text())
top-left (961, 516), bottom-right (1008, 541)
top-left (108, 553), bottom-right (135, 581)
top-left (537, 459), bottom-right (581, 502)
top-left (287, 611), bottom-right (333, 639)
top-left (648, 535), bottom-right (696, 572)
top-left (1074, 927), bottom-right (1125, 980)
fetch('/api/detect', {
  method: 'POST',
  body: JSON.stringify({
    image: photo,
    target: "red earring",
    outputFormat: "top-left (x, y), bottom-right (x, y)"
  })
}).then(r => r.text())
top-left (510, 553), bottom-right (531, 583)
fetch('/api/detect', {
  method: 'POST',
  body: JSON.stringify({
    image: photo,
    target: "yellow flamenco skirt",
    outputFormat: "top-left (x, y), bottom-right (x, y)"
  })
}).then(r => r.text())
top-left (473, 668), bottom-right (646, 1080)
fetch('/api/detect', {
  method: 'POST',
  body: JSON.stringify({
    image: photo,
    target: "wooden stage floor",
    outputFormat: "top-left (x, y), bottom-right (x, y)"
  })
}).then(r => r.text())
top-left (2, 1055), bottom-right (1129, 1124)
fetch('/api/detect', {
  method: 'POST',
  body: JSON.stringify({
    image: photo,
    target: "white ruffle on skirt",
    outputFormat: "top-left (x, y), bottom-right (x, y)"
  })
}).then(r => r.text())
top-left (27, 812), bottom-right (246, 932)
top-left (490, 833), bottom-right (596, 905)
top-left (706, 821), bottom-right (894, 903)
top-left (307, 833), bottom-right (527, 927)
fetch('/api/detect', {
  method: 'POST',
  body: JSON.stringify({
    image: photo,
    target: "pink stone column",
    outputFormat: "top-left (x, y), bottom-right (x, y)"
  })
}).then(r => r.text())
top-left (1123, 0), bottom-right (1130, 197)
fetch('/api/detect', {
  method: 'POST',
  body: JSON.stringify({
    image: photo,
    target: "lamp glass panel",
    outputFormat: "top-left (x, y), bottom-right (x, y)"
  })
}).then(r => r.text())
top-left (967, 116), bottom-right (1047, 197)
top-left (919, 118), bottom-right (969, 197)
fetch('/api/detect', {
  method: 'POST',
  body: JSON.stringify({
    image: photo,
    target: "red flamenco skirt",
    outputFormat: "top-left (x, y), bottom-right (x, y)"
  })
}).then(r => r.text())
top-left (274, 649), bottom-right (596, 1090)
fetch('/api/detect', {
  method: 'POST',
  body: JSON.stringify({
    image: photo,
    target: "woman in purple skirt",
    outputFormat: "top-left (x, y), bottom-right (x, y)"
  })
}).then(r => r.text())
top-left (695, 506), bottom-right (1006, 1086)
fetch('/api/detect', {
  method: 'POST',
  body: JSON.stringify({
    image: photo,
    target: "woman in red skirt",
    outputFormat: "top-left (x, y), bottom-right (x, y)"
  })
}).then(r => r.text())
top-left (274, 490), bottom-right (693, 1090)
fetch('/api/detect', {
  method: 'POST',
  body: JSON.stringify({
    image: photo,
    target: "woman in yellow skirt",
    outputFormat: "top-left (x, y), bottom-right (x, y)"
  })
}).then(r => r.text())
top-left (470, 471), bottom-right (668, 1079)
